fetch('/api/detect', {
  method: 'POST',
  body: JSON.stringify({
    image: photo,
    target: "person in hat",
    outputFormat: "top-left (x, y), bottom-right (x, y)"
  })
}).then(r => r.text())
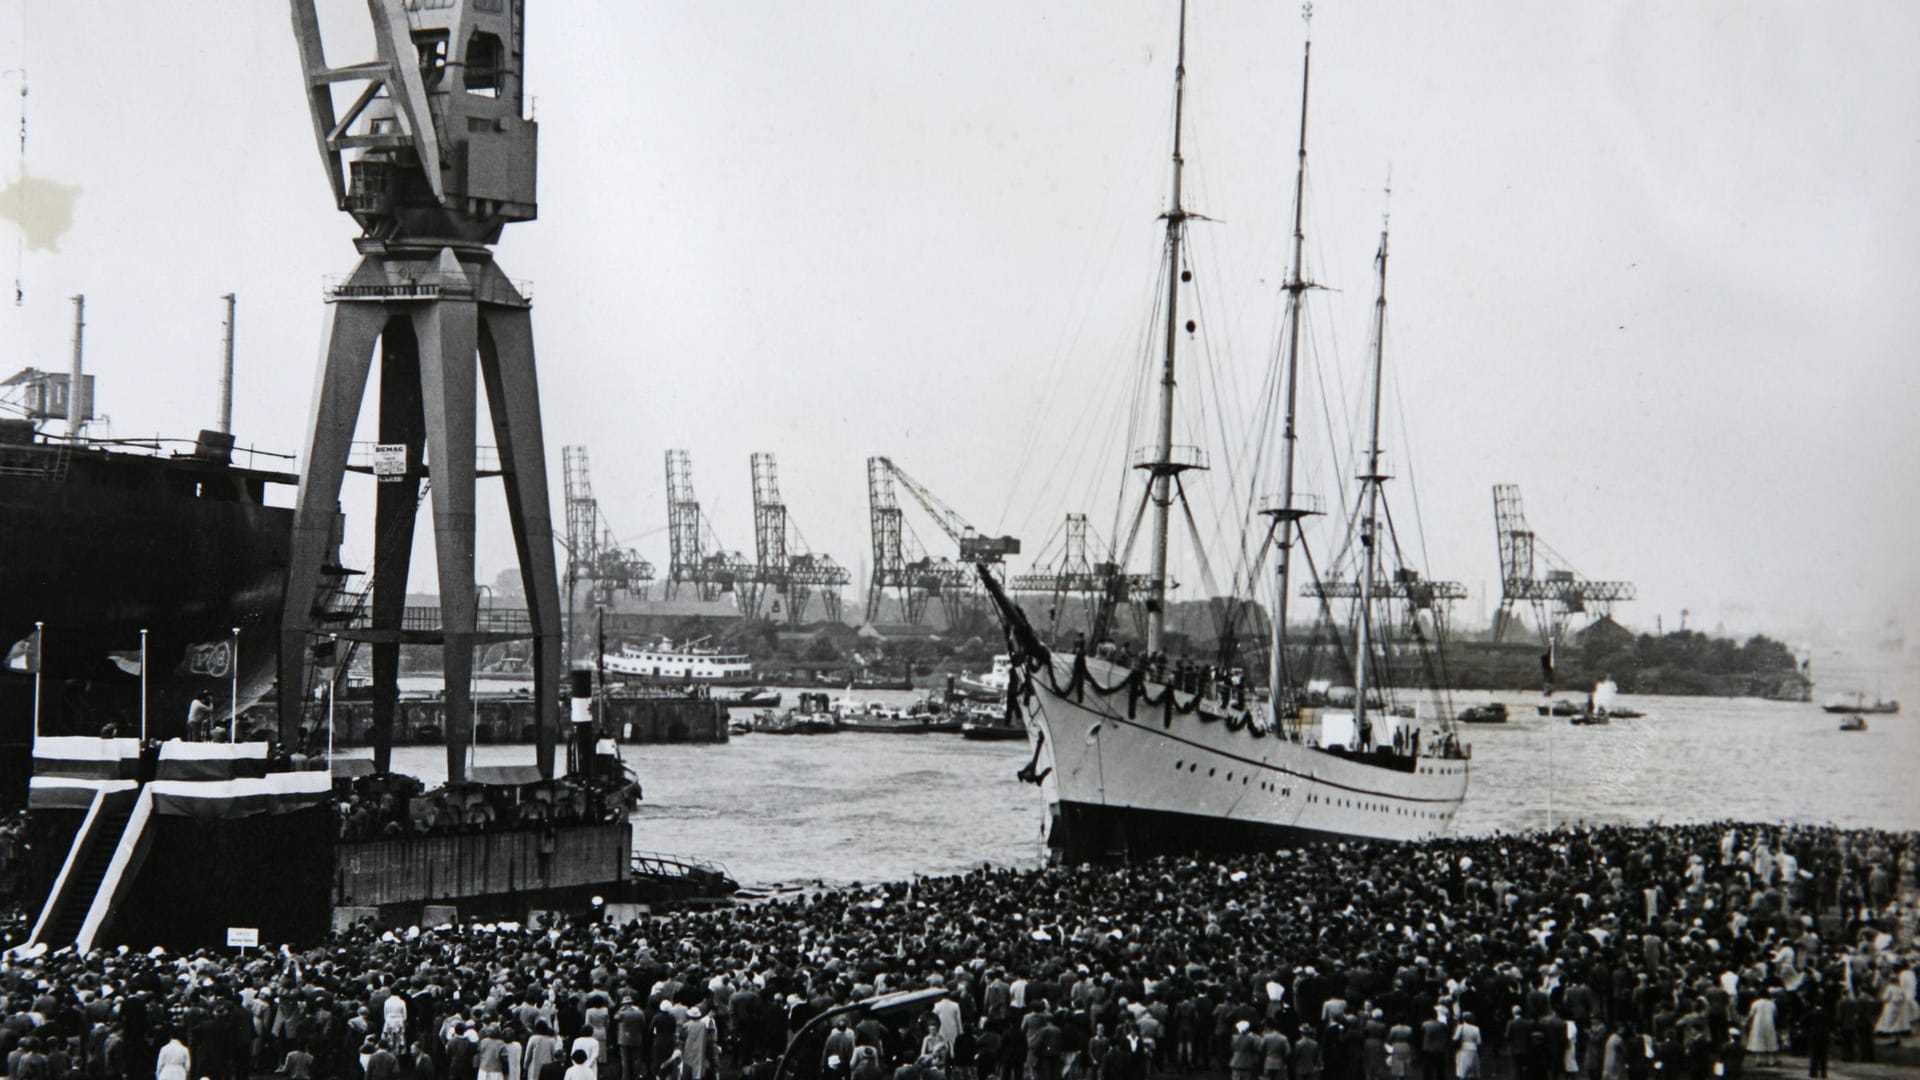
top-left (1293, 1026), bottom-right (1323, 1080)
top-left (822, 1016), bottom-right (857, 1080)
top-left (679, 1008), bottom-right (715, 1080)
top-left (614, 995), bottom-right (647, 1080)
top-left (647, 1005), bottom-right (679, 1079)
top-left (1231, 1021), bottom-right (1261, 1080)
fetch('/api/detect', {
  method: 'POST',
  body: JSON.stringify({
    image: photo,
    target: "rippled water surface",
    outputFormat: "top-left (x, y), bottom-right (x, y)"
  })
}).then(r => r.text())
top-left (389, 649), bottom-right (1919, 889)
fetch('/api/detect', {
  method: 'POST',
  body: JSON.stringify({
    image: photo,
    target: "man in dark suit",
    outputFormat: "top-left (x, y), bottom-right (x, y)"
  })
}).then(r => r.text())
top-left (1419, 1011), bottom-right (1451, 1080)
top-left (1102, 1025), bottom-right (1149, 1080)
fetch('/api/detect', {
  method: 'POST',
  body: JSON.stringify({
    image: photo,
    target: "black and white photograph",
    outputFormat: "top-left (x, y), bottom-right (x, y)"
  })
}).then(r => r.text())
top-left (0, 3), bottom-right (1914, 1080)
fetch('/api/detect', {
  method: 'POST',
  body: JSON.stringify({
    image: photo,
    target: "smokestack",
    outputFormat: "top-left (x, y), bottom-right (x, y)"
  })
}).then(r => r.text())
top-left (570, 667), bottom-right (594, 728)
top-left (67, 294), bottom-right (84, 435)
top-left (218, 293), bottom-right (236, 434)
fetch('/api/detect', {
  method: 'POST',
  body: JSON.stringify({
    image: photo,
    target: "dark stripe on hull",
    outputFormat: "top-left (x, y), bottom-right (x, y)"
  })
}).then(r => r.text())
top-left (1049, 799), bottom-right (1399, 864)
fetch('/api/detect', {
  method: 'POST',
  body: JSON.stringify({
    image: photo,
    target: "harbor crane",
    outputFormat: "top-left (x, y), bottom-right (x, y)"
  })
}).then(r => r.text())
top-left (562, 445), bottom-right (654, 603)
top-left (1009, 513), bottom-right (1152, 644)
top-left (281, 0), bottom-right (562, 781)
top-left (744, 452), bottom-right (851, 625)
top-left (1302, 569), bottom-right (1469, 639)
top-left (664, 449), bottom-right (753, 602)
top-left (1491, 483), bottom-right (1635, 649)
top-left (865, 457), bottom-right (1014, 627)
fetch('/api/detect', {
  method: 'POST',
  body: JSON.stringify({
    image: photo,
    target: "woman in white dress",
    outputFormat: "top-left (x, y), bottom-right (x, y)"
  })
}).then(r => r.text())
top-left (1743, 990), bottom-right (1780, 1068)
top-left (1453, 1014), bottom-right (1482, 1080)
top-left (154, 1035), bottom-right (191, 1080)
top-left (1874, 964), bottom-right (1918, 1041)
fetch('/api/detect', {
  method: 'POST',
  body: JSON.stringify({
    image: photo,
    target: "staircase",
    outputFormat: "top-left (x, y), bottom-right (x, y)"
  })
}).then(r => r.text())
top-left (29, 788), bottom-right (137, 949)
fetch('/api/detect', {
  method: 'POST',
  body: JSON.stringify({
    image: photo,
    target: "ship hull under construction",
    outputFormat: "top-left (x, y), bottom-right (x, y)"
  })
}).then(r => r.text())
top-left (0, 431), bottom-right (301, 799)
top-left (1018, 652), bottom-right (1470, 863)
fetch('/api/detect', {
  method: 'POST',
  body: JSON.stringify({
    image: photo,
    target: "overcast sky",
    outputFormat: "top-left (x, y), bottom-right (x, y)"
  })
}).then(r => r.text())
top-left (3, 1), bottom-right (1916, 647)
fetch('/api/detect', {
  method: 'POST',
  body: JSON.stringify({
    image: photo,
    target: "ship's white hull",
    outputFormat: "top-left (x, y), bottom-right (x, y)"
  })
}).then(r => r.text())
top-left (601, 653), bottom-right (752, 681)
top-left (1018, 653), bottom-right (1469, 861)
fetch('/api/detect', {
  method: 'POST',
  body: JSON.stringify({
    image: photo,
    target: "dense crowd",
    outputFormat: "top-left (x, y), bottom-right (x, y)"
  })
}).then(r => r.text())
top-left (0, 822), bottom-right (1913, 1080)
top-left (332, 777), bottom-right (635, 842)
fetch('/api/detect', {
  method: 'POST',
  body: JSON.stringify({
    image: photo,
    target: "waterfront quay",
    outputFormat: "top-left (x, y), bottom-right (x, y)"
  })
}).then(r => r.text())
top-left (0, 820), bottom-right (1912, 1080)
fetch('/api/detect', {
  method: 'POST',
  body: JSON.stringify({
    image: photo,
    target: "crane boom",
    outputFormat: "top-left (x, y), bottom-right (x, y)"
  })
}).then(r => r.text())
top-left (875, 457), bottom-right (1020, 563)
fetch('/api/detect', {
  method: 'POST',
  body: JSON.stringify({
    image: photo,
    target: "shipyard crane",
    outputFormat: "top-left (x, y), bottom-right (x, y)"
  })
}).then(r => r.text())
top-left (1009, 513), bottom-right (1152, 644)
top-left (1491, 483), bottom-right (1636, 650)
top-left (744, 452), bottom-right (851, 624)
top-left (866, 457), bottom-right (1018, 629)
top-left (281, 0), bottom-right (563, 782)
top-left (562, 446), bottom-right (655, 605)
top-left (865, 458), bottom-right (973, 627)
top-left (1302, 569), bottom-right (1469, 639)
top-left (664, 449), bottom-right (753, 601)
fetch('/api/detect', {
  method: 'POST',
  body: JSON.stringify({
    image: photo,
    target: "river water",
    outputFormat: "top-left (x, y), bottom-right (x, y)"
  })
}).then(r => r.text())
top-left (388, 648), bottom-right (1919, 890)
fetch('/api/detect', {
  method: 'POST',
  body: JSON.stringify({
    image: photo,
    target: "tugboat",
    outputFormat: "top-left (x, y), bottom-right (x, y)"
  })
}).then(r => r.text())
top-left (754, 692), bottom-right (839, 735)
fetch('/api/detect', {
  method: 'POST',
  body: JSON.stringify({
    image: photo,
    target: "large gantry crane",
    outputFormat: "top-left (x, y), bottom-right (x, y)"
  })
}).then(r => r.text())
top-left (1302, 570), bottom-right (1469, 639)
top-left (744, 452), bottom-right (850, 624)
top-left (664, 449), bottom-right (752, 602)
top-left (865, 456), bottom-right (1018, 627)
top-left (1491, 483), bottom-right (1635, 651)
top-left (561, 446), bottom-right (654, 640)
top-left (1009, 513), bottom-right (1152, 644)
top-left (282, 0), bottom-right (562, 781)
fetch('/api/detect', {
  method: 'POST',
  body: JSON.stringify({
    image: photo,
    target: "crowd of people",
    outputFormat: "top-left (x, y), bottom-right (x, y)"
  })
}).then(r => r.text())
top-left (332, 776), bottom-right (635, 842)
top-left (0, 821), bottom-right (1913, 1080)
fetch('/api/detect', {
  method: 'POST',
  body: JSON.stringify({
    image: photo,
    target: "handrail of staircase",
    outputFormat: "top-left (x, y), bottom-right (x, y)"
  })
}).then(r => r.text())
top-left (75, 785), bottom-right (156, 954)
top-left (24, 786), bottom-right (104, 947)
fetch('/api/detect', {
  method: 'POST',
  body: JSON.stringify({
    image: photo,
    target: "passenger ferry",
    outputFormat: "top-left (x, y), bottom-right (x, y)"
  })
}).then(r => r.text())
top-left (601, 638), bottom-right (756, 684)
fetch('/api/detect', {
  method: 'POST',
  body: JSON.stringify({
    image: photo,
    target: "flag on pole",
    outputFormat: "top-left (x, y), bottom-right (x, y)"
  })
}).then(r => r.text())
top-left (107, 648), bottom-right (144, 676)
top-left (308, 637), bottom-right (341, 673)
top-left (178, 638), bottom-right (235, 679)
top-left (6, 630), bottom-right (41, 674)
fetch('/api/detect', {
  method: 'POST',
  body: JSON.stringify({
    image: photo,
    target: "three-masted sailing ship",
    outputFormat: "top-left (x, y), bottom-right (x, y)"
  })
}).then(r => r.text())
top-left (981, 5), bottom-right (1470, 862)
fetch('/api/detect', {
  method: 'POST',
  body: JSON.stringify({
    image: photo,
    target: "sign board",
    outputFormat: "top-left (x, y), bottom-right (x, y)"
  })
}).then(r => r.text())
top-left (226, 927), bottom-right (259, 948)
top-left (372, 443), bottom-right (408, 482)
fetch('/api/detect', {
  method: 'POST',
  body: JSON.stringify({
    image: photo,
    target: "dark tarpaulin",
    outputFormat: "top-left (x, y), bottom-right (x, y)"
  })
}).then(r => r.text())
top-left (470, 764), bottom-right (543, 786)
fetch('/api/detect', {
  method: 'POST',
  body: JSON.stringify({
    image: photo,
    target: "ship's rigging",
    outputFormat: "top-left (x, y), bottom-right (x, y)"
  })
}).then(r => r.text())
top-left (1000, 5), bottom-right (1460, 728)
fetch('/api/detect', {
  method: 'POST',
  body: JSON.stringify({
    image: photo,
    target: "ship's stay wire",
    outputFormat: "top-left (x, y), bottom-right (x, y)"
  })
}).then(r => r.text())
top-left (993, 80), bottom-right (1172, 540)
top-left (1001, 67), bottom-right (1184, 565)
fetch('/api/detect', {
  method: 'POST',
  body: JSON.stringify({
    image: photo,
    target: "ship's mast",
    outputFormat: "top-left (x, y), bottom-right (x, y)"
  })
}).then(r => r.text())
top-left (1144, 0), bottom-right (1192, 656)
top-left (1267, 35), bottom-right (1315, 713)
top-left (1352, 228), bottom-right (1391, 739)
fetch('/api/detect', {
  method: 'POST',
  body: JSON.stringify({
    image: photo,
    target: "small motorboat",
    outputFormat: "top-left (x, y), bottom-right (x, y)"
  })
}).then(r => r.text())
top-left (1837, 714), bottom-right (1868, 732)
top-left (715, 686), bottom-right (782, 709)
top-left (1823, 694), bottom-right (1899, 715)
top-left (1456, 703), bottom-right (1509, 724)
